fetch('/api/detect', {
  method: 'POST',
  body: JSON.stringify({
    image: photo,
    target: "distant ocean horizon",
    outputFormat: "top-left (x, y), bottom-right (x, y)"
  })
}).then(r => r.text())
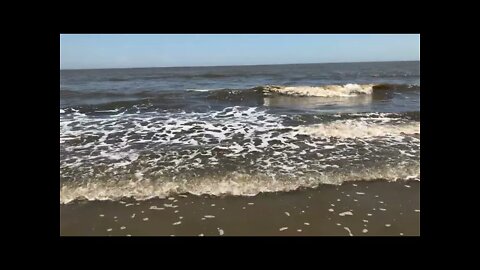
top-left (60, 60), bottom-right (420, 71)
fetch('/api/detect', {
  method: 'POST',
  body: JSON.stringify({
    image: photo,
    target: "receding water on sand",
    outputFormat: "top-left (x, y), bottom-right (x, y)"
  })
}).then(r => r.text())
top-left (60, 181), bottom-right (419, 236)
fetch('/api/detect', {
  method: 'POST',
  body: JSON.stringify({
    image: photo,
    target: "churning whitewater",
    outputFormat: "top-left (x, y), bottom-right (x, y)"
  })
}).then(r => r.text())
top-left (60, 62), bottom-right (420, 204)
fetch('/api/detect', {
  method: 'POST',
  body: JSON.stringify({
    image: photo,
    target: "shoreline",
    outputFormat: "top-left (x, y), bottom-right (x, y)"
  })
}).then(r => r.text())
top-left (60, 180), bottom-right (420, 236)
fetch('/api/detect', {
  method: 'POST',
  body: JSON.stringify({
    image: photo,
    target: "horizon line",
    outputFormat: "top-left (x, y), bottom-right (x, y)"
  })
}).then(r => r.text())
top-left (60, 59), bottom-right (420, 71)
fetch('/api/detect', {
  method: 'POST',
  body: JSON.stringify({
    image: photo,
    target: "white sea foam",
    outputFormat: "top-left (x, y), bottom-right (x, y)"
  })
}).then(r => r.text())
top-left (339, 211), bottom-right (353, 216)
top-left (60, 107), bottom-right (420, 204)
top-left (263, 84), bottom-right (374, 97)
top-left (344, 227), bottom-right (353, 236)
top-left (60, 164), bottom-right (419, 204)
top-left (186, 88), bottom-right (223, 92)
top-left (295, 120), bottom-right (420, 139)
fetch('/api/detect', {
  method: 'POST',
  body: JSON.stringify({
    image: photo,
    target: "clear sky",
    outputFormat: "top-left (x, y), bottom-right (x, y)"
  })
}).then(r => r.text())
top-left (60, 34), bottom-right (420, 70)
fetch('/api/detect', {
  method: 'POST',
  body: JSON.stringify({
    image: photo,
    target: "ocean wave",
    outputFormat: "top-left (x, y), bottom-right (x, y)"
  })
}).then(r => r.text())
top-left (61, 108), bottom-right (420, 205)
top-left (264, 83), bottom-right (419, 97)
top-left (61, 83), bottom-right (419, 99)
top-left (295, 120), bottom-right (419, 138)
top-left (60, 83), bottom-right (419, 110)
top-left (207, 83), bottom-right (419, 100)
top-left (60, 163), bottom-right (419, 204)
top-left (263, 84), bottom-right (375, 97)
top-left (60, 107), bottom-right (419, 148)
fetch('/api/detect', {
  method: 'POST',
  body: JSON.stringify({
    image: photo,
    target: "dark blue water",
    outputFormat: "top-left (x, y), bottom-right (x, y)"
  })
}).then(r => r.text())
top-left (60, 61), bottom-right (419, 113)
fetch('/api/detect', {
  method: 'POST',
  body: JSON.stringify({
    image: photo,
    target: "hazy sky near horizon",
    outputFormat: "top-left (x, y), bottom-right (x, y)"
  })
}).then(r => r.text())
top-left (60, 34), bottom-right (420, 69)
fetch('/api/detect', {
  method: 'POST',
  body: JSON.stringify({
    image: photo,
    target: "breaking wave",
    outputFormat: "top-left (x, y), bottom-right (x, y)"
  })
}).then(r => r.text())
top-left (60, 163), bottom-right (419, 204)
top-left (262, 84), bottom-right (375, 97)
top-left (60, 107), bottom-right (420, 204)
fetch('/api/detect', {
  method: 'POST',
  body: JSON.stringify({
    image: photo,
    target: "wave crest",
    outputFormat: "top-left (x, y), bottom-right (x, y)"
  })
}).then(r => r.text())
top-left (263, 84), bottom-right (375, 97)
top-left (60, 163), bottom-right (419, 204)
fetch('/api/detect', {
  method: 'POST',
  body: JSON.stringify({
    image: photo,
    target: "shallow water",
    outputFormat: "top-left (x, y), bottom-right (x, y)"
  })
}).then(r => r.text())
top-left (60, 61), bottom-right (420, 204)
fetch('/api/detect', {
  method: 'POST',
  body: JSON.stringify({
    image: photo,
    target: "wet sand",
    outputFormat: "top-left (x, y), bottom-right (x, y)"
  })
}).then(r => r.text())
top-left (60, 181), bottom-right (419, 236)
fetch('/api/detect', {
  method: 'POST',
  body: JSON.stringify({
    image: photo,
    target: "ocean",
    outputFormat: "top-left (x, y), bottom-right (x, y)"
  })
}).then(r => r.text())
top-left (60, 61), bottom-right (420, 236)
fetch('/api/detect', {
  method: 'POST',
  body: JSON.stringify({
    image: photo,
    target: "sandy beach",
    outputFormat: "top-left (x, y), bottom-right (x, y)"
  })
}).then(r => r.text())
top-left (60, 180), bottom-right (419, 236)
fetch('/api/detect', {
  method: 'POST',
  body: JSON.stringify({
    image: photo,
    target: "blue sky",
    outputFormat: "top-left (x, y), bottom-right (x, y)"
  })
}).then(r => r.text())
top-left (60, 34), bottom-right (420, 70)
